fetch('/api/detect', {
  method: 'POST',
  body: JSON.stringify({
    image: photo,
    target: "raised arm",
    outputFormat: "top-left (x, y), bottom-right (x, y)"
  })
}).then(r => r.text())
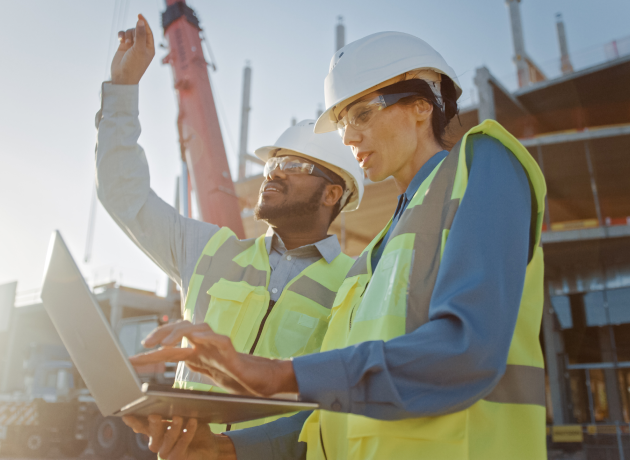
top-left (96, 16), bottom-right (219, 283)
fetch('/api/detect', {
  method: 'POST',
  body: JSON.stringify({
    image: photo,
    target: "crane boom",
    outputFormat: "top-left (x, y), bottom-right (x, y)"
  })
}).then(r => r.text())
top-left (162, 0), bottom-right (245, 237)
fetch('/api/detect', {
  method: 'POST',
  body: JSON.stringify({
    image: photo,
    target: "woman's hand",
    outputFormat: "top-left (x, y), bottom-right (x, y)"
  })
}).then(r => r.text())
top-left (129, 321), bottom-right (299, 397)
top-left (111, 14), bottom-right (155, 85)
top-left (122, 415), bottom-right (236, 460)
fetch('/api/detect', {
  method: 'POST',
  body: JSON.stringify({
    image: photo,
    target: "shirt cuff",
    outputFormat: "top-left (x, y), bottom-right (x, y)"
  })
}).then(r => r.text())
top-left (293, 349), bottom-right (351, 413)
top-left (101, 82), bottom-right (139, 117)
top-left (225, 427), bottom-right (273, 460)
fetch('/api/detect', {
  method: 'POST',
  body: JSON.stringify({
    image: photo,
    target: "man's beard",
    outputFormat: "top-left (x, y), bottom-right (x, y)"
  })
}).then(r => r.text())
top-left (254, 181), bottom-right (326, 222)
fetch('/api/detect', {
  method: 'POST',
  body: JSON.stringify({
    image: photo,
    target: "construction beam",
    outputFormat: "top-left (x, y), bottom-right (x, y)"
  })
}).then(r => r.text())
top-left (238, 63), bottom-right (252, 180)
top-left (245, 154), bottom-right (265, 166)
top-left (542, 286), bottom-right (569, 425)
top-left (541, 224), bottom-right (630, 244)
top-left (519, 124), bottom-right (630, 147)
top-left (474, 67), bottom-right (496, 121)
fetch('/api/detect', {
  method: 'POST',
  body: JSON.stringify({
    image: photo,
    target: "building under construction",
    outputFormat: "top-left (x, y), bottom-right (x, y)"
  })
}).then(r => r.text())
top-left (233, 2), bottom-right (630, 458)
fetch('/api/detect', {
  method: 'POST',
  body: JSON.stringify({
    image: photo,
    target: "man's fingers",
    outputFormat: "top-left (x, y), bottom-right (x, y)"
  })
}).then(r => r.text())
top-left (124, 28), bottom-right (135, 45)
top-left (115, 30), bottom-right (131, 54)
top-left (142, 320), bottom-right (193, 347)
top-left (122, 415), bottom-right (149, 435)
top-left (163, 323), bottom-right (211, 346)
top-left (159, 416), bottom-right (183, 459)
top-left (135, 17), bottom-right (146, 52)
top-left (147, 414), bottom-right (167, 452)
top-left (138, 14), bottom-right (155, 51)
top-left (190, 328), bottom-right (232, 350)
top-left (169, 419), bottom-right (198, 459)
top-left (130, 347), bottom-right (195, 366)
top-left (142, 320), bottom-right (210, 348)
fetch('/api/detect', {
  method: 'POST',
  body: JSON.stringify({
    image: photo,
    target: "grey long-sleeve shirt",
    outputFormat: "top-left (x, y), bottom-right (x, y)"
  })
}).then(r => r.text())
top-left (95, 83), bottom-right (341, 305)
top-left (227, 135), bottom-right (533, 459)
top-left (94, 83), bottom-right (342, 456)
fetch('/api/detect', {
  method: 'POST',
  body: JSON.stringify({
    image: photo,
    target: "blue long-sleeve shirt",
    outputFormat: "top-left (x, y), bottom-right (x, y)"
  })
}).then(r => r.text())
top-left (227, 135), bottom-right (532, 458)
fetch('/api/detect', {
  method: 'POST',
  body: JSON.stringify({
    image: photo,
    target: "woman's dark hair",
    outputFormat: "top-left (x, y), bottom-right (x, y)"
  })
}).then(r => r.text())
top-left (379, 76), bottom-right (459, 148)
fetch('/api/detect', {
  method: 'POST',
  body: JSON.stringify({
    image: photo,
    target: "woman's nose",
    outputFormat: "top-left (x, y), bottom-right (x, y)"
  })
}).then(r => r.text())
top-left (342, 124), bottom-right (361, 146)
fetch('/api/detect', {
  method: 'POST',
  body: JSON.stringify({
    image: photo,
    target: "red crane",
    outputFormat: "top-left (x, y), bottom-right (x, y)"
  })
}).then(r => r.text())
top-left (161, 0), bottom-right (245, 237)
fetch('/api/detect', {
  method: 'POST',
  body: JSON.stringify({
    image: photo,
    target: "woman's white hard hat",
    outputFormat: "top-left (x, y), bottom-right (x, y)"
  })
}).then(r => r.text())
top-left (255, 119), bottom-right (364, 212)
top-left (314, 31), bottom-right (462, 134)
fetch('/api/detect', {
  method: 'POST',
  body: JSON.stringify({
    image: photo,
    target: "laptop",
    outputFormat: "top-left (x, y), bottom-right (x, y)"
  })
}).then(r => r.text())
top-left (40, 231), bottom-right (318, 423)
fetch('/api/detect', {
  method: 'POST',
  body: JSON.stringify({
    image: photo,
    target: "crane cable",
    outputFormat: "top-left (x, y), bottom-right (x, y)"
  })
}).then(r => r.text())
top-left (84, 0), bottom-right (130, 263)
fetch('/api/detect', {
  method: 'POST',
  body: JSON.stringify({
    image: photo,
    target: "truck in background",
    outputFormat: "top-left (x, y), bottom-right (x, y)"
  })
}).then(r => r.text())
top-left (0, 281), bottom-right (180, 458)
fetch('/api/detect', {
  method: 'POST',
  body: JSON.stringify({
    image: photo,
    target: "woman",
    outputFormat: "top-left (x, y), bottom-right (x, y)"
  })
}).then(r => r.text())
top-left (131, 32), bottom-right (547, 460)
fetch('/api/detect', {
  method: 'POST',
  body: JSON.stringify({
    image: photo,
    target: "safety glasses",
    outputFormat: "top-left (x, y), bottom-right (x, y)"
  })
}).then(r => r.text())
top-left (335, 92), bottom-right (419, 137)
top-left (263, 155), bottom-right (335, 183)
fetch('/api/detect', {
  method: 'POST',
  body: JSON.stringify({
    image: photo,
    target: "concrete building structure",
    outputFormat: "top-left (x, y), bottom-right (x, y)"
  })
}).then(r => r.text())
top-left (232, 18), bottom-right (630, 459)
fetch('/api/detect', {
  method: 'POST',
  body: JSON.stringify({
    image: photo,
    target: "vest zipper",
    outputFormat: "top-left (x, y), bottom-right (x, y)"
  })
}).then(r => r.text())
top-left (248, 300), bottom-right (276, 355)
top-left (226, 300), bottom-right (276, 432)
top-left (348, 281), bottom-right (369, 331)
top-left (319, 421), bottom-right (328, 460)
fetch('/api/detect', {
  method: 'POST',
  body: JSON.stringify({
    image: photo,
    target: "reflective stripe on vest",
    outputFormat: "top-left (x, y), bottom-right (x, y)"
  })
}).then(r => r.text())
top-left (301, 120), bottom-right (548, 460)
top-left (174, 227), bottom-right (354, 431)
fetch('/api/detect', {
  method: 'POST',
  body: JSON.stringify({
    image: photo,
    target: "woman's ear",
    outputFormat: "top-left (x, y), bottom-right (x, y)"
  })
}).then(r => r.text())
top-left (414, 99), bottom-right (433, 121)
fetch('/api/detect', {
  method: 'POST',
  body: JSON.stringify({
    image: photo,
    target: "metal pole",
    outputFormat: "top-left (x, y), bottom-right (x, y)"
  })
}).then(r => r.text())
top-left (181, 161), bottom-right (190, 218)
top-left (585, 369), bottom-right (596, 424)
top-left (0, 282), bottom-right (17, 393)
top-left (238, 62), bottom-right (252, 180)
top-left (473, 67), bottom-right (497, 121)
top-left (556, 13), bottom-right (574, 74)
top-left (542, 286), bottom-right (568, 424)
top-left (84, 187), bottom-right (98, 262)
top-left (584, 140), bottom-right (604, 226)
top-left (505, 0), bottom-right (531, 88)
top-left (336, 16), bottom-right (345, 51)
top-left (536, 144), bottom-right (552, 230)
top-left (616, 421), bottom-right (626, 460)
top-left (167, 178), bottom-right (180, 300)
top-left (601, 289), bottom-right (625, 423)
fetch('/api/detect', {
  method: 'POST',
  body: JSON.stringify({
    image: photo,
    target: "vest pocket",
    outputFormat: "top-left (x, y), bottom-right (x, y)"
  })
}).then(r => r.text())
top-left (355, 247), bottom-right (414, 323)
top-left (205, 280), bottom-right (267, 351)
top-left (273, 309), bottom-right (326, 358)
top-left (346, 412), bottom-right (468, 459)
top-left (346, 412), bottom-right (467, 440)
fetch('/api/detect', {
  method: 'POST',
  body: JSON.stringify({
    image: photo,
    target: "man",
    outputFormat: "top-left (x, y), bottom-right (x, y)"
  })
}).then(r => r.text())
top-left (96, 14), bottom-right (363, 455)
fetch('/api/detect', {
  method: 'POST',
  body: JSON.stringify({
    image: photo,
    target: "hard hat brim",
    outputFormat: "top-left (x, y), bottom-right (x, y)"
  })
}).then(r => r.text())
top-left (253, 145), bottom-right (361, 212)
top-left (314, 67), bottom-right (463, 134)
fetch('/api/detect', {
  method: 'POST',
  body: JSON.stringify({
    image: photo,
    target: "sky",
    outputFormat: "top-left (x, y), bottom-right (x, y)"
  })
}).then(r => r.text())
top-left (1, 0), bottom-right (629, 302)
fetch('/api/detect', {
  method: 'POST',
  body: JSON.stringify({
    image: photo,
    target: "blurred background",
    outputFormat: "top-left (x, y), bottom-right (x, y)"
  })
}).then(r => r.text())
top-left (0, 0), bottom-right (628, 296)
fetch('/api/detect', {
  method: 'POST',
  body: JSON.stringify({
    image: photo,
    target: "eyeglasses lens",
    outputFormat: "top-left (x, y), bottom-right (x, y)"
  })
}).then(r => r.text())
top-left (264, 157), bottom-right (315, 177)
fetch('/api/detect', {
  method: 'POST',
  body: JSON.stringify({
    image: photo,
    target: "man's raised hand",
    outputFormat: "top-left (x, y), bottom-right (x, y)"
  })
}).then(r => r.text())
top-left (111, 14), bottom-right (155, 85)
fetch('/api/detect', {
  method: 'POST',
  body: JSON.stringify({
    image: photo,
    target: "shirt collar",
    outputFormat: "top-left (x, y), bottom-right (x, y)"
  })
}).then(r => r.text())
top-left (264, 227), bottom-right (341, 264)
top-left (403, 150), bottom-right (449, 202)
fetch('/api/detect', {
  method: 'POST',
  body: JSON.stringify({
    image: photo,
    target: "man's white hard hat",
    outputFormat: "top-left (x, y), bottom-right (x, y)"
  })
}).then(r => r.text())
top-left (255, 120), bottom-right (364, 212)
top-left (314, 31), bottom-right (463, 134)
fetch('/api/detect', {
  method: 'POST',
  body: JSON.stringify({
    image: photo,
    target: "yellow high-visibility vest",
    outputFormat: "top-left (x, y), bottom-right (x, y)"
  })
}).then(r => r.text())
top-left (300, 120), bottom-right (548, 460)
top-left (175, 227), bottom-right (354, 431)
